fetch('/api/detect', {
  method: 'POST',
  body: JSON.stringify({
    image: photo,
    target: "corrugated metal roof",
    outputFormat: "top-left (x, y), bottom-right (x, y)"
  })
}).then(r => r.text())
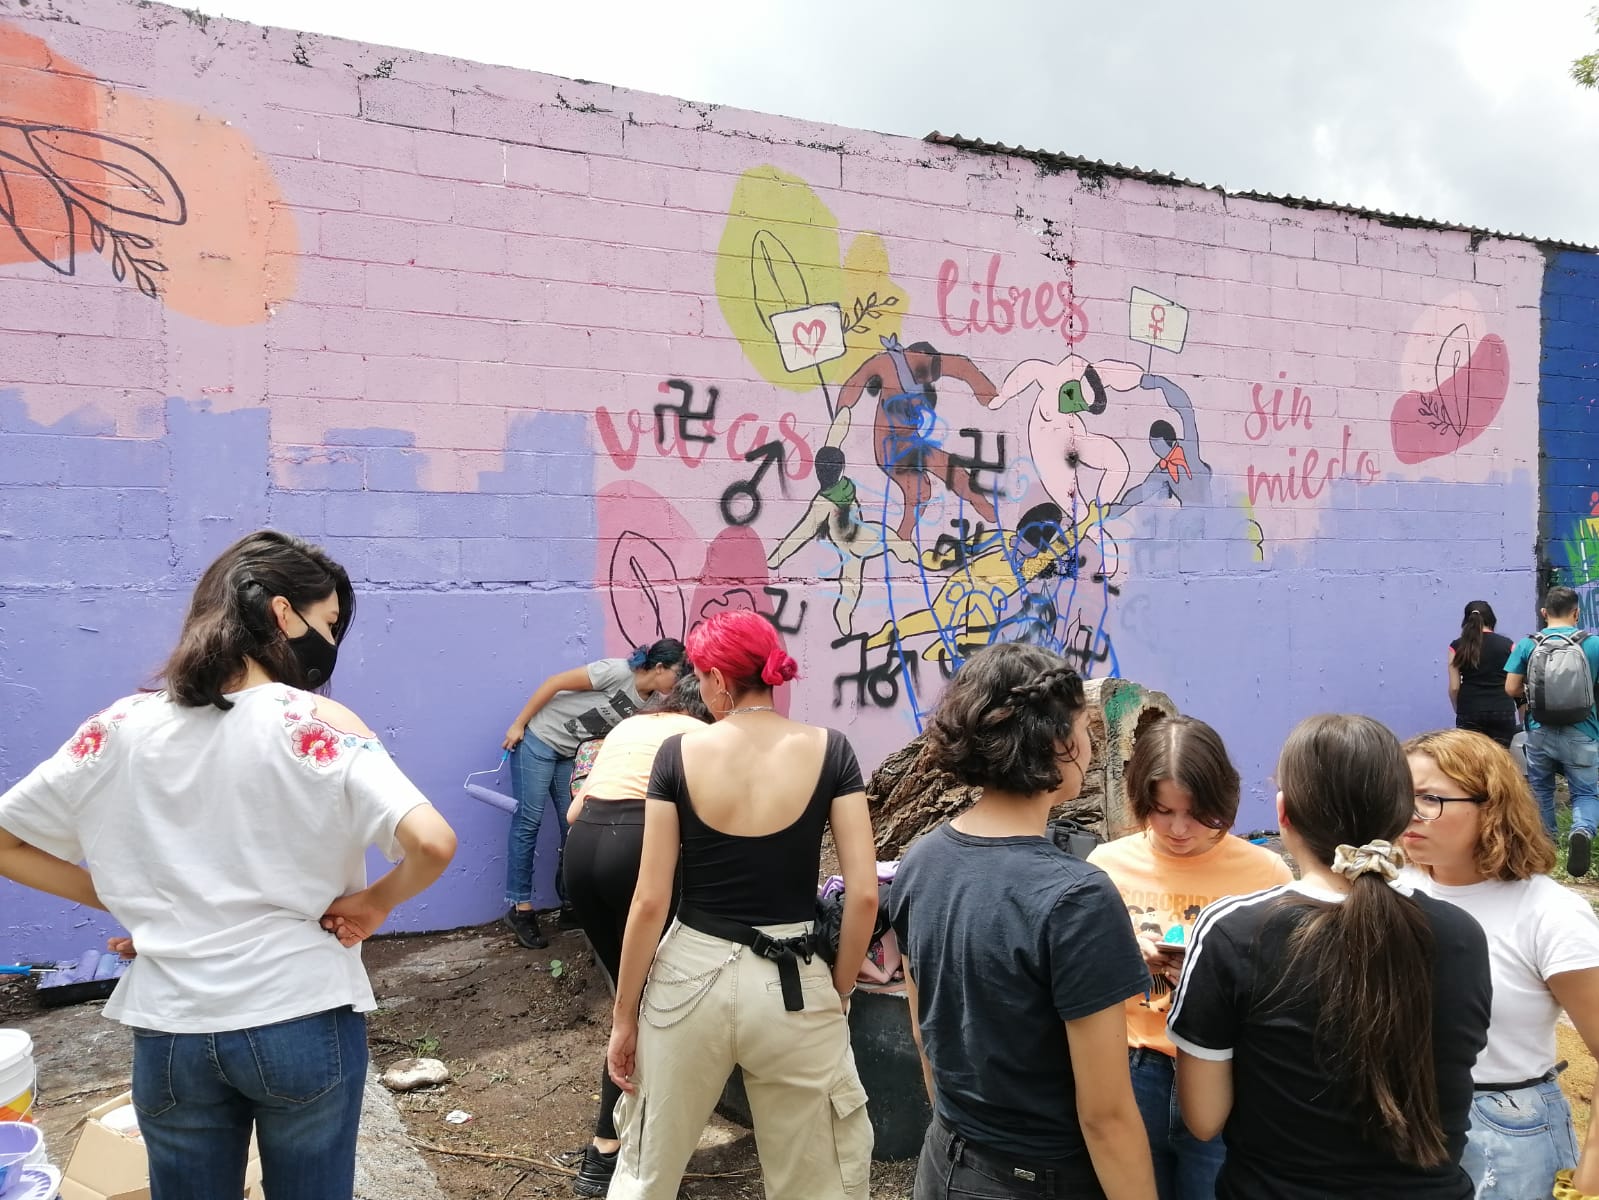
top-left (925, 132), bottom-right (1599, 254)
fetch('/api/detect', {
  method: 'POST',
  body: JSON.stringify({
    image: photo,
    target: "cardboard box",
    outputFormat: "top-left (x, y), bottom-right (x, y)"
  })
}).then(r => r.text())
top-left (59, 1093), bottom-right (262, 1200)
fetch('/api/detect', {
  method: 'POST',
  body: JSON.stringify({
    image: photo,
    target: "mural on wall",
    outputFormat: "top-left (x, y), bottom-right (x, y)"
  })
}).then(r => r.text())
top-left (588, 164), bottom-right (1539, 744)
top-left (0, 3), bottom-right (1548, 956)
top-left (0, 23), bottom-right (295, 325)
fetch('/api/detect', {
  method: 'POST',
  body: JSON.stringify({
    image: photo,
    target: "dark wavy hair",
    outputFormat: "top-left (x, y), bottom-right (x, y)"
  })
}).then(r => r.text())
top-left (161, 530), bottom-right (355, 711)
top-left (922, 643), bottom-right (1086, 795)
top-left (1278, 714), bottom-right (1444, 1167)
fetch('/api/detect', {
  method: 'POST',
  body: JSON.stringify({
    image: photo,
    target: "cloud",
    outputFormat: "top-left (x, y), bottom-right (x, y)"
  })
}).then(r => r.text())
top-left (204, 0), bottom-right (1599, 243)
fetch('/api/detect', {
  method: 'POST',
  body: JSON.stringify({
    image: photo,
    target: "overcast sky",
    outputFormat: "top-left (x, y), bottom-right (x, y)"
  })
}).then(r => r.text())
top-left (203, 1), bottom-right (1599, 247)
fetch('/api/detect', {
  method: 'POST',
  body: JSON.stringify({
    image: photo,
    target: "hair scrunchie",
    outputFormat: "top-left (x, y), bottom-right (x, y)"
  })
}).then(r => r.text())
top-left (761, 648), bottom-right (799, 686)
top-left (1330, 840), bottom-right (1403, 883)
top-left (626, 647), bottom-right (649, 670)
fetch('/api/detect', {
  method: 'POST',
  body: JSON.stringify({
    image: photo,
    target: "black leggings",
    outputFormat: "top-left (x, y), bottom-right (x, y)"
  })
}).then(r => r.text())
top-left (562, 800), bottom-right (676, 1141)
top-left (1456, 712), bottom-right (1519, 749)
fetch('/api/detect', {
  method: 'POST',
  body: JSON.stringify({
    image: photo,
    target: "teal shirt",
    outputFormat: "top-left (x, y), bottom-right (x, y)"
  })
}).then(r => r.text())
top-left (1504, 625), bottom-right (1599, 740)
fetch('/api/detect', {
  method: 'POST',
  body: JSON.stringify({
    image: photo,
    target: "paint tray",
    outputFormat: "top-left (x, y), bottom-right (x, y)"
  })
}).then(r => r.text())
top-left (35, 950), bottom-right (130, 1009)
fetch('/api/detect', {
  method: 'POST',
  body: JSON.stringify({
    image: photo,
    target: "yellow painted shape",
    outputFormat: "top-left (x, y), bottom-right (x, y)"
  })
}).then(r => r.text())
top-left (715, 166), bottom-right (905, 392)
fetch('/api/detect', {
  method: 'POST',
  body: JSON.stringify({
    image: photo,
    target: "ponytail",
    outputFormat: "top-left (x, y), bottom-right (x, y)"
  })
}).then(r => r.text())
top-left (1286, 870), bottom-right (1443, 1165)
top-left (1457, 601), bottom-right (1492, 671)
top-left (923, 644), bottom-right (1086, 795)
top-left (1277, 715), bottom-right (1447, 1167)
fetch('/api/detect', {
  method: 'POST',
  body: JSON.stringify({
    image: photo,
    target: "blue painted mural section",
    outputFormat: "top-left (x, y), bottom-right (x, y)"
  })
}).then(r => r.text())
top-left (1542, 251), bottom-right (1599, 625)
top-left (0, 394), bottom-right (601, 958)
top-left (1113, 472), bottom-right (1538, 818)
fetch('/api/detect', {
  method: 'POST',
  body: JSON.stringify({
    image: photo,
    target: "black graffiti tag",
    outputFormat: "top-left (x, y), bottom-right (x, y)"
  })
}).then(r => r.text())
top-left (830, 631), bottom-right (920, 710)
top-left (720, 439), bottom-right (789, 527)
top-left (654, 380), bottom-right (719, 457)
top-left (762, 585), bottom-right (809, 635)
top-left (943, 427), bottom-right (1009, 503)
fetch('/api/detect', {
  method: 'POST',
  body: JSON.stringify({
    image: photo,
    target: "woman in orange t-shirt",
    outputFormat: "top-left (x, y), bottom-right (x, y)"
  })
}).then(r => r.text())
top-left (1088, 716), bottom-right (1292, 1200)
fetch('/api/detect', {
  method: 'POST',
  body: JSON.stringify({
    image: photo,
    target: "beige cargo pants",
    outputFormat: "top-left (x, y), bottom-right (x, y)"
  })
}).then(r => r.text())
top-left (608, 919), bottom-right (873, 1200)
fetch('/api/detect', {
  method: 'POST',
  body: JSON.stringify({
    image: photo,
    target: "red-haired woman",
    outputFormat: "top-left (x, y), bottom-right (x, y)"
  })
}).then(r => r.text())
top-left (604, 610), bottom-right (879, 1200)
top-left (1402, 729), bottom-right (1599, 1200)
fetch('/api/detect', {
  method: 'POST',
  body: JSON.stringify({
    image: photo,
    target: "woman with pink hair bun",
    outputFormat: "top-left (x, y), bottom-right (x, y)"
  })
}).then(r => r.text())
top-left (603, 609), bottom-right (880, 1200)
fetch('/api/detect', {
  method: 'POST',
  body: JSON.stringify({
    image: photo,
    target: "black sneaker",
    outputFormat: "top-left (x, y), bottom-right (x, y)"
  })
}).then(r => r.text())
top-left (1570, 829), bottom-right (1593, 878)
top-left (557, 905), bottom-right (584, 933)
top-left (573, 1144), bottom-right (617, 1197)
top-left (504, 906), bottom-right (548, 950)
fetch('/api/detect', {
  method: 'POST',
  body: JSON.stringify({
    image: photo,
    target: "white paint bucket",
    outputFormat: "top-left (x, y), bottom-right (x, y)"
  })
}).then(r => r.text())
top-left (0, 1031), bottom-right (36, 1124)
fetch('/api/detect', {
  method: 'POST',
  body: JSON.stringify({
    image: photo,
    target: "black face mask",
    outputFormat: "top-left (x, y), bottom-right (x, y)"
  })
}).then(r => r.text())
top-left (287, 609), bottom-right (339, 688)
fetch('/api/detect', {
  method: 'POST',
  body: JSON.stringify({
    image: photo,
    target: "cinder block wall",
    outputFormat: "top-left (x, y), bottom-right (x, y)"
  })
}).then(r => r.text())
top-left (1541, 251), bottom-right (1599, 627)
top-left (0, 0), bottom-right (1565, 954)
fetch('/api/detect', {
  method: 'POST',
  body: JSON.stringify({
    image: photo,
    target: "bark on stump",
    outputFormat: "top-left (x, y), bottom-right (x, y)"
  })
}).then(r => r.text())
top-left (868, 677), bottom-right (1178, 858)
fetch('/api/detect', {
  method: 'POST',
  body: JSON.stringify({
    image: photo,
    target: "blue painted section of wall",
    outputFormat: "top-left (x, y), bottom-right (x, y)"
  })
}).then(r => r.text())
top-left (1114, 472), bottom-right (1539, 817)
top-left (1541, 251), bottom-right (1599, 608)
top-left (0, 394), bottom-right (600, 958)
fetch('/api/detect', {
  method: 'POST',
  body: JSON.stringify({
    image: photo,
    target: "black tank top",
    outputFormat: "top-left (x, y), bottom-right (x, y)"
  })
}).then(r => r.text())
top-left (1452, 631), bottom-right (1517, 721)
top-left (646, 728), bottom-right (864, 924)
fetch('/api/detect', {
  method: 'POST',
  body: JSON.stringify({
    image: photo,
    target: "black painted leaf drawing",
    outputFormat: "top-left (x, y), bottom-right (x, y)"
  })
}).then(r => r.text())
top-left (25, 126), bottom-right (187, 224)
top-left (843, 290), bottom-right (901, 334)
top-left (750, 229), bottom-right (810, 330)
top-left (0, 149), bottom-right (75, 273)
top-left (89, 221), bottom-right (105, 253)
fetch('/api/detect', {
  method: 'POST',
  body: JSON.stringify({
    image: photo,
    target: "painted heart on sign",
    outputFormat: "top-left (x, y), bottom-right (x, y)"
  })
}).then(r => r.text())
top-left (792, 319), bottom-right (827, 356)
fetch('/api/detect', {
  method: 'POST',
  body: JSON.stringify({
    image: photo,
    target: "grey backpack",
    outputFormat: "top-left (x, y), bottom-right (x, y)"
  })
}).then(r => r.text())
top-left (1527, 631), bottom-right (1595, 726)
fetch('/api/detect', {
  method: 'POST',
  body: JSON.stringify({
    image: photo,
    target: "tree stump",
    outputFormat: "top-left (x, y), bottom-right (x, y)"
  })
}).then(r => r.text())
top-left (867, 677), bottom-right (1178, 857)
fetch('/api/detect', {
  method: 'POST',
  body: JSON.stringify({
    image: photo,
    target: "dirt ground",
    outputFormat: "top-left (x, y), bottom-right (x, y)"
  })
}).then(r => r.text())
top-left (9, 888), bottom-right (1596, 1199)
top-left (360, 921), bottom-right (917, 1199)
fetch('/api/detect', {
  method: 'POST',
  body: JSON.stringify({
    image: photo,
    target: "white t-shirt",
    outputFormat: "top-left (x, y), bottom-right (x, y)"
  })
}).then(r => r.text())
top-left (1405, 868), bottom-right (1599, 1083)
top-left (0, 684), bottom-right (428, 1033)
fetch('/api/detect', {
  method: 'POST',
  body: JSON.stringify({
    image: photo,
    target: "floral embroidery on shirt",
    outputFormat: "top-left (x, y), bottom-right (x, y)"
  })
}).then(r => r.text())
top-left (289, 719), bottom-right (343, 768)
top-left (61, 693), bottom-right (156, 767)
top-left (281, 689), bottom-right (382, 767)
top-left (67, 718), bottom-right (110, 764)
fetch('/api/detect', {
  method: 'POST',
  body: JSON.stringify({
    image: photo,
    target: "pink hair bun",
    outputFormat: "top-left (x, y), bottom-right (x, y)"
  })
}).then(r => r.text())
top-left (761, 649), bottom-right (799, 686)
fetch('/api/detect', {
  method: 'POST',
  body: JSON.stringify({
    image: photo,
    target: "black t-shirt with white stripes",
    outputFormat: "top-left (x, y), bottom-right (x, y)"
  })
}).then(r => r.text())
top-left (1170, 881), bottom-right (1490, 1200)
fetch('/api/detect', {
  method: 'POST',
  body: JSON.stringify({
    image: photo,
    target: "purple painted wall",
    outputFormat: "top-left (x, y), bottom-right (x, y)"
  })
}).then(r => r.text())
top-left (0, 1), bottom-right (1556, 957)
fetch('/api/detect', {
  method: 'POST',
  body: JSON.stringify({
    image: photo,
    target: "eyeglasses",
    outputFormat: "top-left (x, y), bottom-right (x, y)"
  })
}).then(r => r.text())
top-left (1413, 793), bottom-right (1488, 822)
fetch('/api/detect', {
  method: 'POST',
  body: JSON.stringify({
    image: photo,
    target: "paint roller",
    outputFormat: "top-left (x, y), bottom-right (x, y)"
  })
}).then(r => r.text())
top-left (464, 751), bottom-right (517, 815)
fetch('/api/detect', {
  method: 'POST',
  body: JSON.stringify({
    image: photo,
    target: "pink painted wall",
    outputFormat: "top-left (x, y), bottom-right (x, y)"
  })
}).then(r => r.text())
top-left (0, 0), bottom-right (1551, 954)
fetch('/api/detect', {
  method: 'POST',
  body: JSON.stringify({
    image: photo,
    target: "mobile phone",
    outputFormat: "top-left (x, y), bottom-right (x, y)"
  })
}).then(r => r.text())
top-left (1158, 942), bottom-right (1187, 959)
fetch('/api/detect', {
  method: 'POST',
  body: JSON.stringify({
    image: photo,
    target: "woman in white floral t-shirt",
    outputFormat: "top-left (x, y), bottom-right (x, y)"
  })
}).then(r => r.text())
top-left (0, 529), bottom-right (456, 1200)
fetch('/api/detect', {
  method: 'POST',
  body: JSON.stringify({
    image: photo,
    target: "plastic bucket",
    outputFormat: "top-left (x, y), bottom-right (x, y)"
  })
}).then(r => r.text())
top-left (0, 1120), bottom-right (44, 1192)
top-left (0, 1032), bottom-right (35, 1125)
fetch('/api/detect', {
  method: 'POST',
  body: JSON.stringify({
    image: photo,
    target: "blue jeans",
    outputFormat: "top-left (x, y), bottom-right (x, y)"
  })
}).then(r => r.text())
top-left (1460, 1079), bottom-right (1578, 1200)
top-left (505, 732), bottom-right (574, 906)
top-left (1525, 725), bottom-right (1599, 839)
top-left (131, 1006), bottom-right (368, 1200)
top-left (1129, 1048), bottom-right (1225, 1200)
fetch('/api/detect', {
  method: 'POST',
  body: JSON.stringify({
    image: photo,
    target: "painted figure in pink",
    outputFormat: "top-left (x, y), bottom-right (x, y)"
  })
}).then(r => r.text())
top-left (990, 355), bottom-right (1145, 577)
